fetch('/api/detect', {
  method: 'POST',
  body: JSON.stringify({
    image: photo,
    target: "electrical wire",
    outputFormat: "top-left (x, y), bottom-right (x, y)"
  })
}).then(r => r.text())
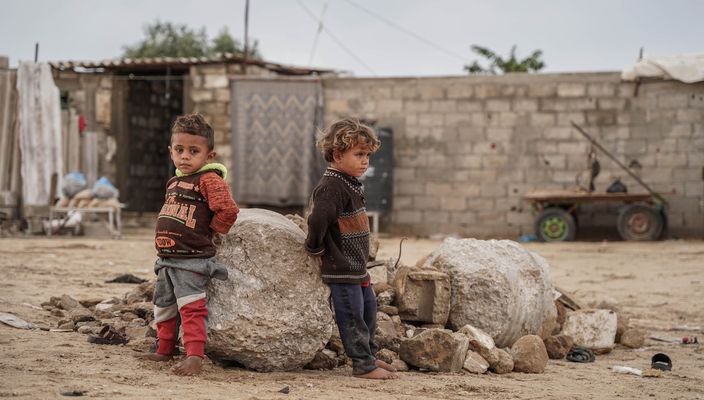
top-left (341, 0), bottom-right (469, 62)
top-left (295, 0), bottom-right (376, 75)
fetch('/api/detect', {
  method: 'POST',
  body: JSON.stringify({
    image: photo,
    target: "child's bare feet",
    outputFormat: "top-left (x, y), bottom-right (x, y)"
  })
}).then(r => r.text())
top-left (142, 353), bottom-right (173, 362)
top-left (375, 359), bottom-right (398, 372)
top-left (354, 367), bottom-right (398, 380)
top-left (171, 356), bottom-right (203, 376)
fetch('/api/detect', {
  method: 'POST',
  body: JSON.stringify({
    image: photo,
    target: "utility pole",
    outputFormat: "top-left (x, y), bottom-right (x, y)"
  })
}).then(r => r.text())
top-left (242, 0), bottom-right (250, 75)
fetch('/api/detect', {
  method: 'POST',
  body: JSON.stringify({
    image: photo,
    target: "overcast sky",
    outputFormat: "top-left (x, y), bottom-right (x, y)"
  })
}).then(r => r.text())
top-left (1, 0), bottom-right (703, 77)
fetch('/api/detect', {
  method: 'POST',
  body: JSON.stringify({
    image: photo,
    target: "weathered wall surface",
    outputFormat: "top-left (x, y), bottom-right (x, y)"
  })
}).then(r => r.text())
top-left (322, 73), bottom-right (704, 238)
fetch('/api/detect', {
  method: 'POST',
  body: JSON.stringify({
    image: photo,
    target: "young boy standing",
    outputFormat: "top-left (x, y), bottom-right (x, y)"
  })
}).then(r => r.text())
top-left (144, 113), bottom-right (239, 376)
top-left (305, 118), bottom-right (398, 380)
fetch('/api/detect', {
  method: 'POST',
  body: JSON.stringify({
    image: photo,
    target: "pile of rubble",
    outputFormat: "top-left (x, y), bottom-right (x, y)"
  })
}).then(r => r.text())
top-left (40, 209), bottom-right (646, 376)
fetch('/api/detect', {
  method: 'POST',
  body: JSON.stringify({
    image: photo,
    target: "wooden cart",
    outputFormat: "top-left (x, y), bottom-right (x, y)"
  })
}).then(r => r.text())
top-left (523, 123), bottom-right (669, 242)
top-left (523, 190), bottom-right (666, 242)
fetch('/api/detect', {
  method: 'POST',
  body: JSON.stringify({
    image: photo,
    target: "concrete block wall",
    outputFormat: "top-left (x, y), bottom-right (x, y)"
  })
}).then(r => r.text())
top-left (322, 73), bottom-right (704, 238)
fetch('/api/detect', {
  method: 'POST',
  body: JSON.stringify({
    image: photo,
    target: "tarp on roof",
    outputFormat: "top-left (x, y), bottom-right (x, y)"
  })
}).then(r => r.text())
top-left (622, 53), bottom-right (704, 83)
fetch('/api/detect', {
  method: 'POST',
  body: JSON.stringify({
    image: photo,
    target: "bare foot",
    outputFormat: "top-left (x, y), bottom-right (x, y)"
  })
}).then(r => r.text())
top-left (375, 359), bottom-right (398, 372)
top-left (354, 367), bottom-right (398, 380)
top-left (171, 356), bottom-right (203, 376)
top-left (141, 353), bottom-right (173, 362)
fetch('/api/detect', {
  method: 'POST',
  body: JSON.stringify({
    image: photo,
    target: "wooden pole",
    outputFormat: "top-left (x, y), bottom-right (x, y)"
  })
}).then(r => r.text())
top-left (34, 43), bottom-right (39, 62)
top-left (242, 0), bottom-right (249, 75)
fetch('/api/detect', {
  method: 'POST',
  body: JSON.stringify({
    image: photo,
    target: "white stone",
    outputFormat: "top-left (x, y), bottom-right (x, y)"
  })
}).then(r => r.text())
top-left (422, 238), bottom-right (556, 347)
top-left (561, 309), bottom-right (617, 351)
top-left (463, 350), bottom-right (489, 374)
top-left (206, 209), bottom-right (335, 371)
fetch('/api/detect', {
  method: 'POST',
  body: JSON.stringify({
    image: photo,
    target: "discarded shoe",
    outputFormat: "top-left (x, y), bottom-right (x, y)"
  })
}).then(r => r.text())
top-left (566, 346), bottom-right (595, 363)
top-left (105, 274), bottom-right (147, 284)
top-left (651, 353), bottom-right (672, 371)
top-left (87, 325), bottom-right (129, 345)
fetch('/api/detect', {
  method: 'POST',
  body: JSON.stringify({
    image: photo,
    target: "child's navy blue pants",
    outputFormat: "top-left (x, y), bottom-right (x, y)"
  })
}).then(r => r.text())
top-left (328, 283), bottom-right (379, 375)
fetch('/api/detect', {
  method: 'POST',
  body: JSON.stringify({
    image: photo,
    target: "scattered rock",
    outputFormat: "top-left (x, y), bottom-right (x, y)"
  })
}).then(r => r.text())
top-left (394, 266), bottom-right (451, 325)
top-left (458, 324), bottom-right (498, 366)
top-left (489, 348), bottom-right (514, 374)
top-left (368, 233), bottom-right (380, 260)
top-left (562, 309), bottom-right (617, 353)
top-left (616, 313), bottom-right (630, 343)
top-left (422, 238), bottom-right (556, 347)
top-left (58, 320), bottom-right (75, 330)
top-left (376, 312), bottom-right (398, 338)
top-left (620, 329), bottom-right (646, 349)
top-left (378, 305), bottom-right (399, 316)
top-left (124, 281), bottom-right (154, 304)
top-left (206, 209), bottom-right (335, 372)
top-left (368, 264), bottom-right (388, 286)
top-left (511, 335), bottom-right (548, 373)
top-left (69, 308), bottom-right (94, 323)
top-left (59, 295), bottom-right (82, 311)
top-left (377, 289), bottom-right (394, 307)
top-left (77, 325), bottom-right (94, 334)
top-left (554, 301), bottom-right (567, 333)
top-left (78, 298), bottom-right (105, 308)
top-left (375, 348), bottom-right (399, 364)
top-left (304, 349), bottom-right (337, 370)
top-left (398, 329), bottom-right (469, 373)
top-left (372, 283), bottom-right (391, 297)
top-left (391, 358), bottom-right (409, 372)
top-left (51, 309), bottom-right (65, 318)
top-left (543, 335), bottom-right (574, 359)
top-left (463, 350), bottom-right (489, 374)
top-left (120, 312), bottom-right (139, 322)
top-left (327, 330), bottom-right (344, 355)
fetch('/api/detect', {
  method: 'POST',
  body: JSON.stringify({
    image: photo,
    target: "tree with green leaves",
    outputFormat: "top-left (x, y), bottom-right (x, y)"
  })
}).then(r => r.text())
top-left (465, 45), bottom-right (545, 74)
top-left (122, 21), bottom-right (260, 59)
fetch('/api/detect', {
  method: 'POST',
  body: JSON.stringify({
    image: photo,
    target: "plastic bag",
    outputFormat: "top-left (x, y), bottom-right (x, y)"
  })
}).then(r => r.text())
top-left (61, 172), bottom-right (87, 198)
top-left (92, 177), bottom-right (119, 199)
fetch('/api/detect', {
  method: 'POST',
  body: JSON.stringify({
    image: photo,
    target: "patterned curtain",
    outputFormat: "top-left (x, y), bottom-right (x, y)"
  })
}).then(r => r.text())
top-left (230, 79), bottom-right (324, 206)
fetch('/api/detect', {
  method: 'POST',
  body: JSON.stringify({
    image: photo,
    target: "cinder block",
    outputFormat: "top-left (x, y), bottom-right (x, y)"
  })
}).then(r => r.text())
top-left (457, 101), bottom-right (484, 112)
top-left (419, 113), bottom-right (444, 127)
top-left (657, 93), bottom-right (689, 109)
top-left (431, 100), bottom-right (457, 113)
top-left (586, 110), bottom-right (617, 125)
top-left (486, 99), bottom-right (511, 112)
top-left (419, 85), bottom-right (445, 100)
top-left (404, 100), bottom-right (430, 112)
top-left (466, 198), bottom-right (495, 211)
top-left (470, 113), bottom-right (489, 127)
top-left (481, 154), bottom-right (509, 168)
top-left (453, 155), bottom-right (482, 169)
top-left (476, 210), bottom-right (507, 224)
top-left (557, 83), bottom-right (586, 97)
top-left (479, 185), bottom-right (507, 197)
top-left (587, 83), bottom-right (616, 97)
top-left (414, 195), bottom-right (440, 209)
top-left (557, 112), bottom-right (586, 126)
top-left (685, 182), bottom-right (704, 197)
top-left (486, 127), bottom-right (513, 141)
top-left (395, 210), bottom-right (423, 224)
top-left (512, 99), bottom-right (539, 112)
top-left (543, 127), bottom-right (573, 140)
top-left (687, 152), bottom-right (704, 167)
top-left (557, 142), bottom-right (588, 155)
top-left (473, 85), bottom-right (501, 98)
top-left (377, 99), bottom-right (403, 113)
top-left (447, 85), bottom-right (474, 99)
top-left (677, 109), bottom-right (703, 122)
top-left (529, 84), bottom-right (557, 97)
top-left (441, 196), bottom-right (467, 211)
top-left (397, 182), bottom-right (425, 195)
top-left (394, 267), bottom-right (451, 325)
top-left (203, 74), bottom-right (229, 89)
top-left (444, 113), bottom-right (471, 126)
top-left (393, 196), bottom-right (413, 210)
top-left (426, 182), bottom-right (453, 195)
top-left (190, 89), bottom-right (214, 103)
top-left (656, 153), bottom-right (688, 167)
top-left (668, 123), bottom-right (693, 138)
top-left (423, 210), bottom-right (450, 223)
top-left (597, 98), bottom-right (627, 111)
top-left (451, 183), bottom-right (481, 197)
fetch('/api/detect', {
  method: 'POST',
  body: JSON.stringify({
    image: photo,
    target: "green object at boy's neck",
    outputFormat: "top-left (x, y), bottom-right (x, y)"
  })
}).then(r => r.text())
top-left (175, 163), bottom-right (228, 180)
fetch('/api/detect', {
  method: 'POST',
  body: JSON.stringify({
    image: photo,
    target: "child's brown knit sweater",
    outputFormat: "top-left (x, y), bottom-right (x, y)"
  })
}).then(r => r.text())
top-left (305, 168), bottom-right (371, 284)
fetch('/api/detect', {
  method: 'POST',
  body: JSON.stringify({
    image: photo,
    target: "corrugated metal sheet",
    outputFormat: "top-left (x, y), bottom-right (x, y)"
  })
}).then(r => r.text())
top-left (50, 53), bottom-right (332, 76)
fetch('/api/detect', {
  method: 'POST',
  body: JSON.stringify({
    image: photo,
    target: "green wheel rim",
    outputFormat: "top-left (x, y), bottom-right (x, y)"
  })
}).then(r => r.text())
top-left (542, 216), bottom-right (567, 239)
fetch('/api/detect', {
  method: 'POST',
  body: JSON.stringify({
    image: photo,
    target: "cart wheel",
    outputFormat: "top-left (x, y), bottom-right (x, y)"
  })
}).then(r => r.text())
top-left (535, 208), bottom-right (577, 242)
top-left (617, 204), bottom-right (664, 241)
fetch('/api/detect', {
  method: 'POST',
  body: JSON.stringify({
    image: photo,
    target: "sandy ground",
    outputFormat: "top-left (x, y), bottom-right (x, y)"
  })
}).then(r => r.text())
top-left (1, 231), bottom-right (703, 399)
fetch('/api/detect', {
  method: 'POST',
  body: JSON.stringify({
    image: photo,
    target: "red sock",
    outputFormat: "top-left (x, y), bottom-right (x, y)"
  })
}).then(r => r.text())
top-left (180, 298), bottom-right (208, 358)
top-left (156, 316), bottom-right (179, 356)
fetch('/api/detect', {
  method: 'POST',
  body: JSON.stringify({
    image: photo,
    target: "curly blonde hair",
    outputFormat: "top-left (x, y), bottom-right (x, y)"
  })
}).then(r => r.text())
top-left (317, 118), bottom-right (380, 162)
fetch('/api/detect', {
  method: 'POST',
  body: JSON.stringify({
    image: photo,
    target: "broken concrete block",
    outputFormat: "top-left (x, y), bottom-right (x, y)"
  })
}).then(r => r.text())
top-left (561, 309), bottom-right (617, 352)
top-left (376, 289), bottom-right (394, 306)
top-left (458, 324), bottom-right (498, 365)
top-left (422, 238), bottom-right (556, 347)
top-left (489, 348), bottom-right (514, 374)
top-left (206, 209), bottom-right (335, 372)
top-left (304, 349), bottom-right (337, 370)
top-left (398, 329), bottom-right (469, 373)
top-left (368, 263), bottom-right (388, 285)
top-left (463, 350), bottom-right (489, 374)
top-left (393, 266), bottom-right (451, 325)
top-left (543, 335), bottom-right (574, 359)
top-left (511, 335), bottom-right (549, 373)
top-left (376, 312), bottom-right (398, 339)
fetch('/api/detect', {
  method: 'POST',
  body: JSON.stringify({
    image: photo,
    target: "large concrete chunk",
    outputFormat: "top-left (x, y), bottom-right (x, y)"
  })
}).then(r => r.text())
top-left (206, 209), bottom-right (335, 371)
top-left (393, 266), bottom-right (451, 325)
top-left (561, 309), bottom-right (617, 352)
top-left (399, 329), bottom-right (469, 372)
top-left (423, 238), bottom-right (557, 347)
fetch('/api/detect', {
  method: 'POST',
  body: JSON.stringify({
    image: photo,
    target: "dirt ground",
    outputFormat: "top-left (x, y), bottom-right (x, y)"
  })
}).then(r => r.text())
top-left (1, 231), bottom-right (703, 399)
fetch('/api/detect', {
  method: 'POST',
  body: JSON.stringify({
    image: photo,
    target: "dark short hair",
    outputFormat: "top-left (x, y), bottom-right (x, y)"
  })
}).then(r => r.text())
top-left (171, 113), bottom-right (215, 150)
top-left (317, 118), bottom-right (380, 162)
